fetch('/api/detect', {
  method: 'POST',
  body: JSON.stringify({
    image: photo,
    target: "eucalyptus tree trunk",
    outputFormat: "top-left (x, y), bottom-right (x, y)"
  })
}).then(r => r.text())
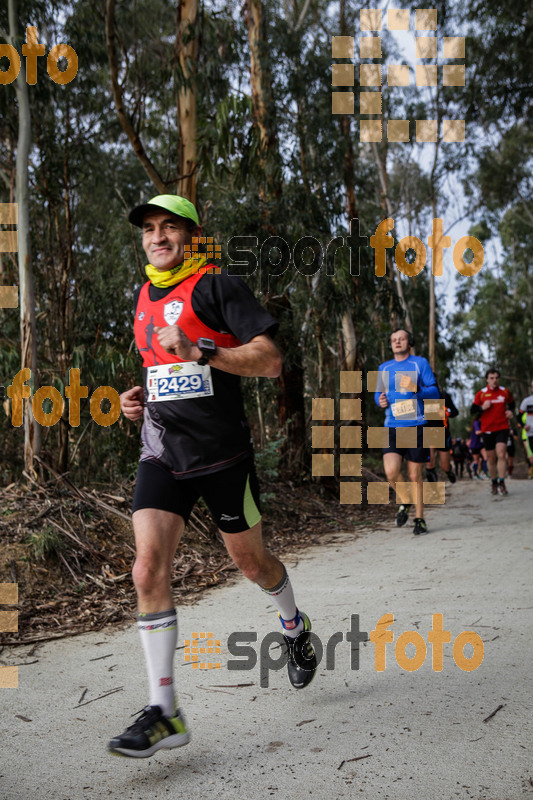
top-left (371, 141), bottom-right (413, 334)
top-left (428, 146), bottom-right (441, 372)
top-left (245, 0), bottom-right (282, 215)
top-left (8, 0), bottom-right (41, 475)
top-left (176, 0), bottom-right (199, 203)
top-left (106, 0), bottom-right (166, 193)
top-left (338, 4), bottom-right (358, 375)
top-left (246, 0), bottom-right (305, 475)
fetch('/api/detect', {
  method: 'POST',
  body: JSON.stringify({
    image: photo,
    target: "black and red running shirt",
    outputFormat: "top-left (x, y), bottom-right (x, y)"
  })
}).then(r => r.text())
top-left (132, 269), bottom-right (278, 479)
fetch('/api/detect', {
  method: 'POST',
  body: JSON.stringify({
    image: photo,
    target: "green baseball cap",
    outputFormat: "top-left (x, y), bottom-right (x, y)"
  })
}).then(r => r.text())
top-left (128, 194), bottom-right (199, 228)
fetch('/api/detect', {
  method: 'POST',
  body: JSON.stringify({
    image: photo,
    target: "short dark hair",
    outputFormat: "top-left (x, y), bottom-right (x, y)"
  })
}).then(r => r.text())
top-left (390, 328), bottom-right (414, 347)
top-left (184, 218), bottom-right (199, 233)
top-left (485, 367), bottom-right (500, 380)
top-left (141, 214), bottom-right (198, 234)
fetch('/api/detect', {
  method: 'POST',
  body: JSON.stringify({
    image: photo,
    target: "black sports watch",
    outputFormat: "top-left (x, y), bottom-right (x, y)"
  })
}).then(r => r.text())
top-left (197, 337), bottom-right (217, 365)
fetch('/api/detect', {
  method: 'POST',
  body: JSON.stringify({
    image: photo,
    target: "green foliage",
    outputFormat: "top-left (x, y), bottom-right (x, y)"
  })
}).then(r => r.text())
top-left (27, 527), bottom-right (66, 561)
top-left (255, 434), bottom-right (286, 483)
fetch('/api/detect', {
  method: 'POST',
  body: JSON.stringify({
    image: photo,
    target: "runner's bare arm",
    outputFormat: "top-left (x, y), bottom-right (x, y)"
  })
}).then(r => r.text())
top-left (154, 326), bottom-right (282, 378)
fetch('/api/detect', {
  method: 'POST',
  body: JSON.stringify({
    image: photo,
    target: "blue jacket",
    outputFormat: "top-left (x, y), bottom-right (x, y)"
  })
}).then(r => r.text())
top-left (374, 355), bottom-right (439, 427)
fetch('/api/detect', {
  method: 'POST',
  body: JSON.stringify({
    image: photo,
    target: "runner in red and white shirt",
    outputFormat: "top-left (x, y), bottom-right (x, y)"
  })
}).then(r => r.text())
top-left (470, 368), bottom-right (515, 496)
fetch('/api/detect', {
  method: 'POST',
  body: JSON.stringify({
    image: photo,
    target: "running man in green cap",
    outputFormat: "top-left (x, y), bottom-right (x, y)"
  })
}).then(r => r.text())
top-left (109, 195), bottom-right (317, 758)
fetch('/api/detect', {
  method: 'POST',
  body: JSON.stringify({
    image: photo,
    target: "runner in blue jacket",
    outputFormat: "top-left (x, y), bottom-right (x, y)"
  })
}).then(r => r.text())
top-left (375, 328), bottom-right (439, 535)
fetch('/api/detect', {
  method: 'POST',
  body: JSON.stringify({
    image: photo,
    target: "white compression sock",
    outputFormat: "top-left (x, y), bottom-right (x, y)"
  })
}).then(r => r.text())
top-left (261, 565), bottom-right (304, 638)
top-left (137, 608), bottom-right (178, 717)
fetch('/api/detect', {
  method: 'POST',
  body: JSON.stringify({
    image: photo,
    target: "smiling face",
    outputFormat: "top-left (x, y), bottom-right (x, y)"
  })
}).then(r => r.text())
top-left (390, 329), bottom-right (411, 358)
top-left (141, 210), bottom-right (196, 271)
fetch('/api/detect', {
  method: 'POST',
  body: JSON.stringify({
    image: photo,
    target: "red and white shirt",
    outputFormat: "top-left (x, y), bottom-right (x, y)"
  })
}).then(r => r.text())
top-left (473, 385), bottom-right (514, 433)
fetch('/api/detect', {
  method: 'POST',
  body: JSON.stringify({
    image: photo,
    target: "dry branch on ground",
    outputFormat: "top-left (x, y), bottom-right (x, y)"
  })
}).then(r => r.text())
top-left (0, 476), bottom-right (394, 646)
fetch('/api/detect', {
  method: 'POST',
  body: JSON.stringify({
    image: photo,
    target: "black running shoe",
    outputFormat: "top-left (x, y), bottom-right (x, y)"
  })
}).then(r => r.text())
top-left (413, 517), bottom-right (428, 535)
top-left (491, 480), bottom-right (498, 496)
top-left (282, 611), bottom-right (317, 690)
top-left (446, 470), bottom-right (457, 484)
top-left (396, 504), bottom-right (411, 527)
top-left (108, 705), bottom-right (190, 758)
top-left (498, 481), bottom-right (508, 495)
top-left (425, 468), bottom-right (437, 482)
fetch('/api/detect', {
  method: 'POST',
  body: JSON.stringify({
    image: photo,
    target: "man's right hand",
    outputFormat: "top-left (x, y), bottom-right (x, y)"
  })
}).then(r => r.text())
top-left (121, 386), bottom-right (144, 421)
top-left (379, 392), bottom-right (389, 408)
top-left (481, 400), bottom-right (492, 410)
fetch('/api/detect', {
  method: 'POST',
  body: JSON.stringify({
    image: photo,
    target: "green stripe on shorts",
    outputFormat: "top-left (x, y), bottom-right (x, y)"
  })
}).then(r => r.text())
top-left (243, 473), bottom-right (261, 529)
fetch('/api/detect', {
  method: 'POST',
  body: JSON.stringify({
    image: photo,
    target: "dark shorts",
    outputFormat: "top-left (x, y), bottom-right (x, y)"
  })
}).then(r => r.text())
top-left (507, 441), bottom-right (515, 457)
top-left (382, 425), bottom-right (429, 463)
top-left (471, 447), bottom-right (481, 455)
top-left (482, 429), bottom-right (509, 451)
top-left (132, 457), bottom-right (262, 533)
top-left (436, 430), bottom-right (452, 453)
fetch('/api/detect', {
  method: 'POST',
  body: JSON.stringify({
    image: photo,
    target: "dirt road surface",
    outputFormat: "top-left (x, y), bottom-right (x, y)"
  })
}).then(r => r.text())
top-left (1, 478), bottom-right (532, 800)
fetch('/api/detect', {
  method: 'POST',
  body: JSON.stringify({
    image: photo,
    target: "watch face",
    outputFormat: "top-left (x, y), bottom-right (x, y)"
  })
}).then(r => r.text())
top-left (198, 337), bottom-right (216, 352)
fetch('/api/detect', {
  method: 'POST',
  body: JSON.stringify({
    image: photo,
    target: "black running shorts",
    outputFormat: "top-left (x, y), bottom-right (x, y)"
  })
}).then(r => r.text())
top-left (481, 429), bottom-right (509, 451)
top-left (382, 425), bottom-right (429, 463)
top-left (132, 457), bottom-right (262, 533)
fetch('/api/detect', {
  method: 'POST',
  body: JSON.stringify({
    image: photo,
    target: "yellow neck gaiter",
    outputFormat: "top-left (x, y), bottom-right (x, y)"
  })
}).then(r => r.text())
top-left (145, 256), bottom-right (208, 288)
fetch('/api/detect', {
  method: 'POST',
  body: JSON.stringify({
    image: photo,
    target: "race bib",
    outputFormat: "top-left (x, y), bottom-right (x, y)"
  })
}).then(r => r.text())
top-left (391, 399), bottom-right (417, 419)
top-left (147, 362), bottom-right (213, 402)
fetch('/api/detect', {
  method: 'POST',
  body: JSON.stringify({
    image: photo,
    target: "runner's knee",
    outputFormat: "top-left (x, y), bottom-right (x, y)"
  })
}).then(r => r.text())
top-left (232, 552), bottom-right (264, 582)
top-left (406, 465), bottom-right (421, 482)
top-left (132, 554), bottom-right (170, 593)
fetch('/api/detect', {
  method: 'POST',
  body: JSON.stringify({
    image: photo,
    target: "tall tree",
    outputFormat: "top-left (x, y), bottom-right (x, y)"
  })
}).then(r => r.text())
top-left (245, 0), bottom-right (305, 474)
top-left (175, 0), bottom-right (200, 202)
top-left (7, 3), bottom-right (41, 475)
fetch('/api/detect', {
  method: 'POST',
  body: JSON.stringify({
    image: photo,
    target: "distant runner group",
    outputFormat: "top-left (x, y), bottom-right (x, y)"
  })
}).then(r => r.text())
top-left (376, 335), bottom-right (533, 535)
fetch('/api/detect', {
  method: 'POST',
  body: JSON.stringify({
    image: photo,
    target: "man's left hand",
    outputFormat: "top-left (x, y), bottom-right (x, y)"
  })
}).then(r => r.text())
top-left (505, 409), bottom-right (514, 420)
top-left (154, 325), bottom-right (202, 361)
